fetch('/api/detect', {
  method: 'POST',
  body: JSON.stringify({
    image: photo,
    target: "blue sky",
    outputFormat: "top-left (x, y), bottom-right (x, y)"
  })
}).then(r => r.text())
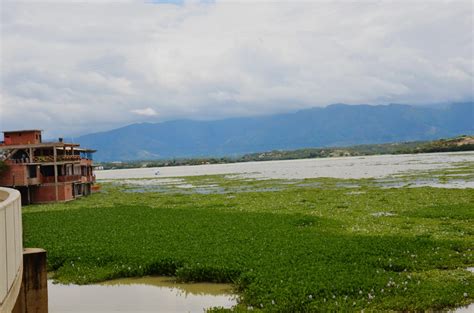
top-left (0, 0), bottom-right (472, 138)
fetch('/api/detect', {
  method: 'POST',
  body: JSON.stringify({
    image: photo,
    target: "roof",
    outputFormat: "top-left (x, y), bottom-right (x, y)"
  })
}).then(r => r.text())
top-left (0, 142), bottom-right (80, 150)
top-left (2, 129), bottom-right (42, 133)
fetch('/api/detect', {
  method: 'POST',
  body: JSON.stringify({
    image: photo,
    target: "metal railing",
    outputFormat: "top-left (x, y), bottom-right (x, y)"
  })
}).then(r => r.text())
top-left (0, 187), bottom-right (23, 312)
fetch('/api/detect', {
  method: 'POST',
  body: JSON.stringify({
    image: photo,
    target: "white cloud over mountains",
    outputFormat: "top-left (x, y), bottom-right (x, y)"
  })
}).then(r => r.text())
top-left (131, 107), bottom-right (158, 116)
top-left (0, 0), bottom-right (472, 137)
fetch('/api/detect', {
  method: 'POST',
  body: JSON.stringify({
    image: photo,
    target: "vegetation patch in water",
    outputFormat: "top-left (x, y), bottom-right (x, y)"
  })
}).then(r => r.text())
top-left (22, 172), bottom-right (474, 312)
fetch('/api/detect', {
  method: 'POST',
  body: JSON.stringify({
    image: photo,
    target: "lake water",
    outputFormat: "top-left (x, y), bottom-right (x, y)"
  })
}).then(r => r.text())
top-left (96, 152), bottom-right (474, 185)
top-left (48, 277), bottom-right (237, 313)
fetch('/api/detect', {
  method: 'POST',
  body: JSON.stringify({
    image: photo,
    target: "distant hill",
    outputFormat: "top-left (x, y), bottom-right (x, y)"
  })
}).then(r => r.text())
top-left (77, 102), bottom-right (474, 162)
top-left (96, 135), bottom-right (474, 170)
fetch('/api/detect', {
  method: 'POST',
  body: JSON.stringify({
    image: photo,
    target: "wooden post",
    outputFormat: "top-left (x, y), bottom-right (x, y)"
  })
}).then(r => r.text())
top-left (53, 146), bottom-right (58, 201)
top-left (27, 187), bottom-right (30, 205)
top-left (13, 248), bottom-right (48, 313)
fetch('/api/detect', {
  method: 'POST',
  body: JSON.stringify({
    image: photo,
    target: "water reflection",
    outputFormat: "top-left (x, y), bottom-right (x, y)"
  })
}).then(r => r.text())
top-left (48, 277), bottom-right (237, 313)
top-left (101, 276), bottom-right (234, 296)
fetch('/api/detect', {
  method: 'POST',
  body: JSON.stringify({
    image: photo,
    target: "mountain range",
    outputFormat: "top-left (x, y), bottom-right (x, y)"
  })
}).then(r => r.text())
top-left (77, 102), bottom-right (474, 162)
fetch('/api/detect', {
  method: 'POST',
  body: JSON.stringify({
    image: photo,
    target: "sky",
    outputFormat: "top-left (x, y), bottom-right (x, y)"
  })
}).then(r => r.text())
top-left (0, 0), bottom-right (473, 138)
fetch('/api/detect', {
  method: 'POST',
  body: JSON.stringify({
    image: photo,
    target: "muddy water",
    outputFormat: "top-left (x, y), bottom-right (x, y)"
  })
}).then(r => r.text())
top-left (455, 304), bottom-right (474, 313)
top-left (48, 276), bottom-right (237, 313)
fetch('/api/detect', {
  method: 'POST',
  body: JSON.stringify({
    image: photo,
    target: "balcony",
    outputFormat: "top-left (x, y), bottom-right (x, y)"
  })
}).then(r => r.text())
top-left (33, 155), bottom-right (81, 163)
top-left (81, 175), bottom-right (96, 183)
top-left (41, 175), bottom-right (81, 184)
top-left (80, 158), bottom-right (93, 166)
top-left (8, 158), bottom-right (31, 164)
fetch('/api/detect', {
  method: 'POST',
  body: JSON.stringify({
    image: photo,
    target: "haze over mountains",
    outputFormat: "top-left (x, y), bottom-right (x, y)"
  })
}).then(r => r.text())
top-left (77, 102), bottom-right (474, 162)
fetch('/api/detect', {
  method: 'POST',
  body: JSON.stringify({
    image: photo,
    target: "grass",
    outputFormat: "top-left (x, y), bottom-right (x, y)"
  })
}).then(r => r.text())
top-left (22, 171), bottom-right (474, 312)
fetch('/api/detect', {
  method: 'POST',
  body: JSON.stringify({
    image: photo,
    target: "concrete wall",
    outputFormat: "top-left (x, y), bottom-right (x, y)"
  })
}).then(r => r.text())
top-left (0, 187), bottom-right (23, 313)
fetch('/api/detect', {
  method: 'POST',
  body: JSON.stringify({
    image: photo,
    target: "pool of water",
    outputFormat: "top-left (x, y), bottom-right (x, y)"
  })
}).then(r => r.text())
top-left (48, 276), bottom-right (237, 313)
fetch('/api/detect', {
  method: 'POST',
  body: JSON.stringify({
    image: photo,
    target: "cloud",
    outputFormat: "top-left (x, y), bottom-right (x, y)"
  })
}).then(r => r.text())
top-left (131, 107), bottom-right (158, 116)
top-left (0, 0), bottom-right (472, 137)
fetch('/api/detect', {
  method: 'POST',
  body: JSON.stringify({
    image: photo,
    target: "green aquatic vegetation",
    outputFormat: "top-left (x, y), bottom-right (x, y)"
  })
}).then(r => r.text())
top-left (22, 175), bottom-right (474, 312)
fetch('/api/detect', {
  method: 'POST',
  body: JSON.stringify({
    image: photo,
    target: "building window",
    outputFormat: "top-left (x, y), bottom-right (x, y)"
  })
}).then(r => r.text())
top-left (40, 166), bottom-right (55, 177)
top-left (28, 165), bottom-right (37, 178)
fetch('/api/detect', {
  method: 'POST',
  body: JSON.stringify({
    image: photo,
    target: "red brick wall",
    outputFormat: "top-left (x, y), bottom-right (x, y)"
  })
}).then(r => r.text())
top-left (62, 184), bottom-right (74, 201)
top-left (31, 184), bottom-right (74, 203)
top-left (3, 131), bottom-right (41, 145)
top-left (31, 186), bottom-right (56, 203)
top-left (0, 164), bottom-right (27, 186)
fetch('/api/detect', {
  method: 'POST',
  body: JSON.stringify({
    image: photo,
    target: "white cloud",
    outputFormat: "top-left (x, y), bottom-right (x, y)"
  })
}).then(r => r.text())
top-left (131, 107), bottom-right (158, 116)
top-left (0, 0), bottom-right (472, 137)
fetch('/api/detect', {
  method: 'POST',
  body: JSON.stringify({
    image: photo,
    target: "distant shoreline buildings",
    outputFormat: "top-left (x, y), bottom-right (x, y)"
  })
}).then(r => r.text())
top-left (0, 130), bottom-right (96, 204)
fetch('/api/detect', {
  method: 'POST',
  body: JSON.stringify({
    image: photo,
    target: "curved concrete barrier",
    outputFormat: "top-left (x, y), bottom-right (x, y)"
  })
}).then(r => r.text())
top-left (0, 187), bottom-right (23, 313)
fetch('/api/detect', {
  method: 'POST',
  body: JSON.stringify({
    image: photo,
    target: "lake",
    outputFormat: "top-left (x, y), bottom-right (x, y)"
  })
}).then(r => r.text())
top-left (96, 152), bottom-right (474, 184)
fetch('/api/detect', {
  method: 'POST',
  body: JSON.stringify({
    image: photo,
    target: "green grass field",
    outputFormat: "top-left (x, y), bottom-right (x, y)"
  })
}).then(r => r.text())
top-left (22, 169), bottom-right (474, 312)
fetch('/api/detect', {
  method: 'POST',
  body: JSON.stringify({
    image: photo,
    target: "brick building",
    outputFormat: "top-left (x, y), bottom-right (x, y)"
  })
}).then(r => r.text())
top-left (0, 130), bottom-right (96, 204)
